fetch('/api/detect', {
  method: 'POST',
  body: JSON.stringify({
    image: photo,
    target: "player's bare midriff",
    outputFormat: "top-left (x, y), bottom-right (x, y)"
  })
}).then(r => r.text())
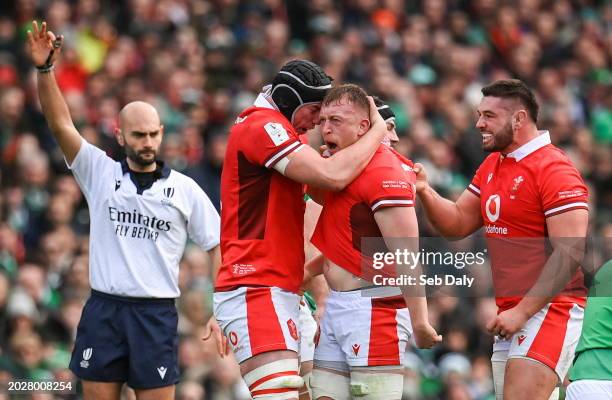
top-left (323, 258), bottom-right (371, 291)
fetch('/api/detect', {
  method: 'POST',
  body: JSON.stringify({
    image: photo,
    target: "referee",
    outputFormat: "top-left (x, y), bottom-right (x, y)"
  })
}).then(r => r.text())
top-left (27, 22), bottom-right (221, 400)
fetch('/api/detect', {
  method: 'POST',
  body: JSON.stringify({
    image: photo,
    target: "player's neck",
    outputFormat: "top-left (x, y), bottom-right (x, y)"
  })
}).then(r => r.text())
top-left (126, 158), bottom-right (157, 173)
top-left (501, 125), bottom-right (540, 156)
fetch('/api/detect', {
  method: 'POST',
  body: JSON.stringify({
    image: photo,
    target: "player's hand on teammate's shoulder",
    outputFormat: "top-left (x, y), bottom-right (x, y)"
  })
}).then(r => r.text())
top-left (413, 163), bottom-right (429, 194)
top-left (202, 316), bottom-right (230, 357)
top-left (412, 321), bottom-right (443, 349)
top-left (26, 21), bottom-right (64, 67)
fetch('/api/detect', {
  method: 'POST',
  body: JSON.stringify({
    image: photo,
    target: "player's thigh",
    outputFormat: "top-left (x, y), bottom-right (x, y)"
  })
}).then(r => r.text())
top-left (312, 297), bottom-right (344, 367)
top-left (299, 360), bottom-right (314, 400)
top-left (492, 347), bottom-right (559, 400)
top-left (215, 286), bottom-right (301, 365)
top-left (491, 349), bottom-right (507, 400)
top-left (82, 380), bottom-right (123, 400)
top-left (312, 366), bottom-right (350, 400)
top-left (503, 302), bottom-right (583, 399)
top-left (240, 349), bottom-right (299, 375)
top-left (311, 307), bottom-right (351, 400)
top-left (241, 350), bottom-right (303, 399)
top-left (566, 380), bottom-right (612, 400)
top-left (301, 360), bottom-right (314, 376)
top-left (349, 365), bottom-right (404, 400)
top-left (507, 303), bottom-right (583, 380)
top-left (338, 296), bottom-right (411, 368)
top-left (504, 358), bottom-right (558, 400)
top-left (134, 384), bottom-right (175, 400)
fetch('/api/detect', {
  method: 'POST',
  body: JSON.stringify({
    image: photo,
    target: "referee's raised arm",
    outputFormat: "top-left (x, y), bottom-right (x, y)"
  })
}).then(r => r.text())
top-left (27, 20), bottom-right (81, 164)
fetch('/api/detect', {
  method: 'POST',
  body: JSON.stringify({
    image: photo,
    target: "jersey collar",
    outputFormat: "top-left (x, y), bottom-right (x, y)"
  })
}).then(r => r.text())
top-left (253, 85), bottom-right (279, 110)
top-left (506, 130), bottom-right (551, 162)
top-left (120, 159), bottom-right (171, 179)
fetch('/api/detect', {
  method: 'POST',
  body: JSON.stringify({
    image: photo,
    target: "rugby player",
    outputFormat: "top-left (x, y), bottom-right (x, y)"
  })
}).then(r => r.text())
top-left (414, 79), bottom-right (589, 399)
top-left (306, 84), bottom-right (441, 400)
top-left (213, 60), bottom-right (389, 400)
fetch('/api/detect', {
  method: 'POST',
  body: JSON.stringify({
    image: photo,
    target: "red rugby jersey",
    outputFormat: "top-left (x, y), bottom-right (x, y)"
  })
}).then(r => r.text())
top-left (467, 131), bottom-right (589, 311)
top-left (216, 99), bottom-right (306, 294)
top-left (311, 145), bottom-right (416, 278)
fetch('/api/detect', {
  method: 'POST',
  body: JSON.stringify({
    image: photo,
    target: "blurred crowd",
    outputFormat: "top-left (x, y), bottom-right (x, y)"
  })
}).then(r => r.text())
top-left (0, 0), bottom-right (610, 399)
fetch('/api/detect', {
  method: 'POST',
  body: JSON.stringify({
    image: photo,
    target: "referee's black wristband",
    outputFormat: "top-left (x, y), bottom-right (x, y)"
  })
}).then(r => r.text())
top-left (36, 49), bottom-right (55, 73)
top-left (36, 63), bottom-right (54, 73)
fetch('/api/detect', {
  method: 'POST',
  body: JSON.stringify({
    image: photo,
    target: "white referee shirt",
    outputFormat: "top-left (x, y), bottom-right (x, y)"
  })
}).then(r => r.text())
top-left (68, 139), bottom-right (220, 298)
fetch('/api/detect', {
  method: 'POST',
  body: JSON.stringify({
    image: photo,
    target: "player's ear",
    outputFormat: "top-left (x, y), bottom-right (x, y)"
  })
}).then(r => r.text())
top-left (358, 118), bottom-right (370, 137)
top-left (514, 110), bottom-right (527, 129)
top-left (115, 128), bottom-right (125, 146)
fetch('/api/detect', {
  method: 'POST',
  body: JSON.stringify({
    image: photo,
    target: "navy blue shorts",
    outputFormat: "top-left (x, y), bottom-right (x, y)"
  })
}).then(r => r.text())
top-left (69, 290), bottom-right (179, 389)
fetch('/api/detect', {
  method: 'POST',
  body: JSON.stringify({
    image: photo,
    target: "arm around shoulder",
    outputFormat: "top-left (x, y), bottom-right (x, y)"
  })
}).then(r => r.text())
top-left (282, 97), bottom-right (388, 190)
top-left (282, 146), bottom-right (347, 191)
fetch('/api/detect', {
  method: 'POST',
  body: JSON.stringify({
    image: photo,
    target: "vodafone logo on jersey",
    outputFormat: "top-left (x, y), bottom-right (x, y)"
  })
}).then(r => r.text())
top-left (485, 194), bottom-right (501, 222)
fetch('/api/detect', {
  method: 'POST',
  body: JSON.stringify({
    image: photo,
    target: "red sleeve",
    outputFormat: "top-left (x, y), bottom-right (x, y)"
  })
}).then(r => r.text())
top-left (241, 117), bottom-right (302, 169)
top-left (540, 158), bottom-right (589, 218)
top-left (358, 165), bottom-right (415, 212)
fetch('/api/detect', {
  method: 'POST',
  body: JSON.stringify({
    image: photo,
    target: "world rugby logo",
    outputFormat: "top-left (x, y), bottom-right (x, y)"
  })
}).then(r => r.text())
top-left (485, 194), bottom-right (501, 222)
top-left (163, 187), bottom-right (174, 198)
top-left (80, 347), bottom-right (93, 368)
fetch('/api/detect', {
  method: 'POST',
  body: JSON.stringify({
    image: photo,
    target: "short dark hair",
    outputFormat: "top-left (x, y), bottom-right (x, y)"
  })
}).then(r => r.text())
top-left (481, 79), bottom-right (539, 122)
top-left (322, 84), bottom-right (369, 113)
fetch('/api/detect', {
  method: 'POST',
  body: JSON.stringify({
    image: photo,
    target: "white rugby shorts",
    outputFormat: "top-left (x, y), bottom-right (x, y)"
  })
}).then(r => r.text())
top-left (214, 286), bottom-right (301, 363)
top-left (314, 289), bottom-right (412, 367)
top-left (492, 302), bottom-right (584, 381)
